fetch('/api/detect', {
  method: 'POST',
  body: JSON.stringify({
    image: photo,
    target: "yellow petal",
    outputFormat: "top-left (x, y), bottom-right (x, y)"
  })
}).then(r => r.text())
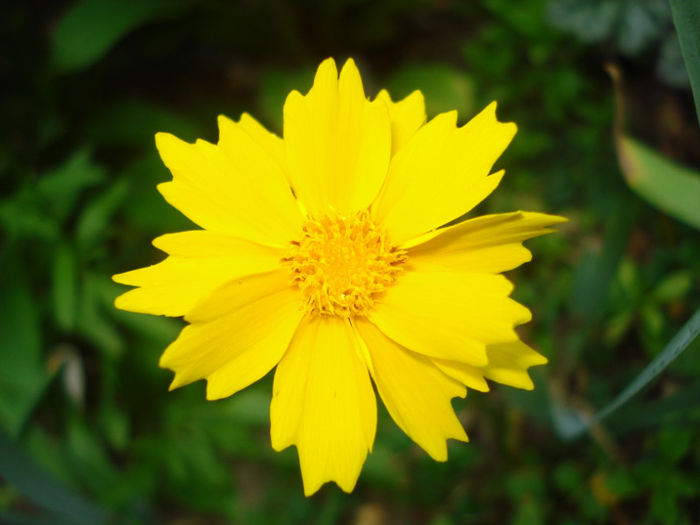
top-left (236, 112), bottom-right (285, 170)
top-left (435, 340), bottom-right (548, 392)
top-left (185, 269), bottom-right (294, 323)
top-left (369, 270), bottom-right (531, 366)
top-left (283, 58), bottom-right (391, 216)
top-left (158, 270), bottom-right (303, 397)
top-left (483, 340), bottom-right (548, 390)
top-left (113, 234), bottom-right (282, 317)
top-left (373, 102), bottom-right (516, 244)
top-left (408, 211), bottom-right (567, 273)
top-left (431, 358), bottom-right (490, 392)
top-left (355, 319), bottom-right (467, 461)
top-left (155, 114), bottom-right (303, 247)
top-left (374, 89), bottom-right (426, 156)
top-left (270, 316), bottom-right (376, 496)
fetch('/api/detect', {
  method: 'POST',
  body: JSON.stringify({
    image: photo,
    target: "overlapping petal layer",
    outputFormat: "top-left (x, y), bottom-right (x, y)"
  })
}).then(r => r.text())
top-left (156, 114), bottom-right (303, 247)
top-left (370, 270), bottom-right (531, 366)
top-left (113, 232), bottom-right (282, 316)
top-left (372, 103), bottom-right (516, 244)
top-left (374, 89), bottom-right (426, 157)
top-left (270, 316), bottom-right (376, 495)
top-left (159, 271), bottom-right (303, 398)
top-left (408, 211), bottom-right (568, 273)
top-left (355, 319), bottom-right (467, 460)
top-left (283, 58), bottom-right (391, 217)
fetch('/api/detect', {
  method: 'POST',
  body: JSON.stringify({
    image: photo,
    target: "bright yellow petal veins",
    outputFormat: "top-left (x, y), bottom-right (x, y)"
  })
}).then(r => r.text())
top-left (270, 316), bottom-right (376, 496)
top-left (374, 89), bottom-right (426, 157)
top-left (408, 211), bottom-right (568, 273)
top-left (113, 233), bottom-right (282, 317)
top-left (372, 102), bottom-right (516, 244)
top-left (355, 319), bottom-right (467, 461)
top-left (369, 270), bottom-right (531, 366)
top-left (155, 114), bottom-right (303, 247)
top-left (159, 271), bottom-right (303, 397)
top-left (283, 58), bottom-right (391, 216)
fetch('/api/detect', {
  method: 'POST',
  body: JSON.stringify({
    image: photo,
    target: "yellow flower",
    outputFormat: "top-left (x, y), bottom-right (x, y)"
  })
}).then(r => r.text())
top-left (113, 58), bottom-right (566, 495)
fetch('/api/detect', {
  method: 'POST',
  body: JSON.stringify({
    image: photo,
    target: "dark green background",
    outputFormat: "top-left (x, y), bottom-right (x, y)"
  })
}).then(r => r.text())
top-left (1, 0), bottom-right (699, 523)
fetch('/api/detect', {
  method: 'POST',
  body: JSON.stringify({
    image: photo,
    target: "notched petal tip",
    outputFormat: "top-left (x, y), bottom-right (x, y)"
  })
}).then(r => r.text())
top-left (433, 109), bottom-right (459, 126)
top-left (154, 131), bottom-right (187, 152)
top-left (339, 57), bottom-right (359, 75)
top-left (167, 373), bottom-right (190, 391)
top-left (283, 89), bottom-right (305, 111)
top-left (312, 57), bottom-right (339, 88)
top-left (111, 271), bottom-right (130, 285)
top-left (216, 113), bottom-right (234, 135)
top-left (472, 101), bottom-right (517, 138)
top-left (112, 292), bottom-right (127, 310)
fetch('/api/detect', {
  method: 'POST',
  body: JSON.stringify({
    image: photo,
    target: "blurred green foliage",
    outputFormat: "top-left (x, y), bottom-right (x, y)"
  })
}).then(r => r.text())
top-left (2, 0), bottom-right (700, 524)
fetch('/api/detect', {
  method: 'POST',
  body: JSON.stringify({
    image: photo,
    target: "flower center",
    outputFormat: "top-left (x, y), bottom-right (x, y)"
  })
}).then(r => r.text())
top-left (283, 210), bottom-right (407, 318)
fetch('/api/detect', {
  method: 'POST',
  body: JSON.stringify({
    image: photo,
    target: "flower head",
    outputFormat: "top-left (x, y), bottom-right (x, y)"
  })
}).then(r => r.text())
top-left (114, 58), bottom-right (566, 495)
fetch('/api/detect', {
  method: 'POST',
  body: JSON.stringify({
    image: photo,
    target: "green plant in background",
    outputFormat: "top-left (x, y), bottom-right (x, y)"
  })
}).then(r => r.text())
top-left (1, 0), bottom-right (699, 523)
top-left (548, 0), bottom-right (689, 87)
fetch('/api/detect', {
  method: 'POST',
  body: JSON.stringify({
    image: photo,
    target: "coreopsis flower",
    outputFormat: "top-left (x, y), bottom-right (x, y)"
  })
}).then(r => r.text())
top-left (114, 58), bottom-right (565, 495)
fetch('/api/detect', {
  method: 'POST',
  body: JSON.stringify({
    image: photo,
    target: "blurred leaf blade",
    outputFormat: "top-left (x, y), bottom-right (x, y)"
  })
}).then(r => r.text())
top-left (52, 243), bottom-right (79, 332)
top-left (571, 198), bottom-right (636, 319)
top-left (36, 151), bottom-right (106, 222)
top-left (52, 0), bottom-right (182, 72)
top-left (0, 252), bottom-right (49, 437)
top-left (617, 136), bottom-right (700, 229)
top-left (76, 178), bottom-right (130, 248)
top-left (554, 308), bottom-right (700, 440)
top-left (0, 432), bottom-right (111, 525)
top-left (670, 0), bottom-right (700, 123)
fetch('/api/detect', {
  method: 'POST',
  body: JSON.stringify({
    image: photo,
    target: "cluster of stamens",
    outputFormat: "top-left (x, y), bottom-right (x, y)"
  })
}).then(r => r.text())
top-left (283, 210), bottom-right (407, 318)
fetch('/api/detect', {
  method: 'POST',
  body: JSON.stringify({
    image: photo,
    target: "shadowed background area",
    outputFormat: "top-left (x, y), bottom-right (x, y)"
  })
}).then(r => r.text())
top-left (1, 0), bottom-right (700, 524)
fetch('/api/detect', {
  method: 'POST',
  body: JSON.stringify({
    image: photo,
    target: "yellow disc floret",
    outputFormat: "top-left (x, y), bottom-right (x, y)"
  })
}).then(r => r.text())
top-left (283, 210), bottom-right (407, 318)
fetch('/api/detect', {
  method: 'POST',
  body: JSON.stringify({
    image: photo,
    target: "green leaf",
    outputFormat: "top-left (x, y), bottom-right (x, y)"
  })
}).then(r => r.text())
top-left (657, 31), bottom-right (690, 88)
top-left (52, 243), bottom-right (79, 332)
top-left (612, 383), bottom-right (700, 434)
top-left (75, 178), bottom-right (130, 248)
top-left (670, 0), bottom-right (700, 123)
top-left (616, 1), bottom-right (668, 55)
top-left (0, 253), bottom-right (48, 437)
top-left (657, 427), bottom-right (693, 463)
top-left (386, 63), bottom-right (475, 118)
top-left (617, 135), bottom-right (700, 229)
top-left (571, 198), bottom-right (636, 318)
top-left (0, 510), bottom-right (68, 525)
top-left (547, 0), bottom-right (620, 43)
top-left (52, 0), bottom-right (180, 72)
top-left (0, 432), bottom-right (110, 525)
top-left (77, 274), bottom-right (124, 358)
top-left (0, 193), bottom-right (59, 242)
top-left (651, 271), bottom-right (693, 303)
top-left (553, 308), bottom-right (700, 440)
top-left (64, 417), bottom-right (120, 500)
top-left (36, 151), bottom-right (106, 222)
